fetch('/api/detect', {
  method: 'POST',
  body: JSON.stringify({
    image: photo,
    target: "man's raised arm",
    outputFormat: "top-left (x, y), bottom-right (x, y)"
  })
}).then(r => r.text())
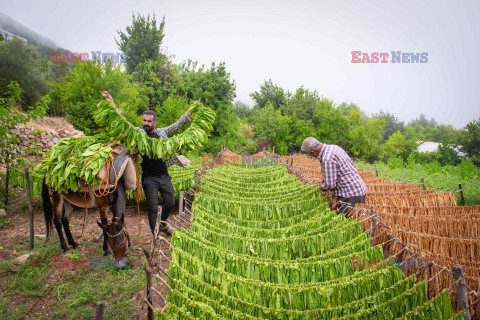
top-left (161, 100), bottom-right (200, 137)
top-left (101, 91), bottom-right (138, 129)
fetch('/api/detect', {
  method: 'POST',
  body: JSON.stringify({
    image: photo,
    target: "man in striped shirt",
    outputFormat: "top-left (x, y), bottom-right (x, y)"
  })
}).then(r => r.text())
top-left (301, 137), bottom-right (367, 214)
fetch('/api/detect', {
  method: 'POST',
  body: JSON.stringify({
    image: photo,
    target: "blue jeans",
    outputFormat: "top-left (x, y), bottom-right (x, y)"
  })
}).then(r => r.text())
top-left (142, 175), bottom-right (175, 234)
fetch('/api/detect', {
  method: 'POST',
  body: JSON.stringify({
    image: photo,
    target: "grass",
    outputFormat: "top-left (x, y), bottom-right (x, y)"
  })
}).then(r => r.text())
top-left (356, 161), bottom-right (480, 206)
top-left (0, 238), bottom-right (147, 320)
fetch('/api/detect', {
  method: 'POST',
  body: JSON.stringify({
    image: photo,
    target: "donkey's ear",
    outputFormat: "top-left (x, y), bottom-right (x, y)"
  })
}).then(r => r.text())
top-left (116, 215), bottom-right (125, 230)
top-left (97, 221), bottom-right (107, 230)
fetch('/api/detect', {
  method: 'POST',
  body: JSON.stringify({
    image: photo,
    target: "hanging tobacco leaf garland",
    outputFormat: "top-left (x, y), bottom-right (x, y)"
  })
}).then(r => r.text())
top-left (93, 100), bottom-right (216, 160)
top-left (160, 165), bottom-right (462, 319)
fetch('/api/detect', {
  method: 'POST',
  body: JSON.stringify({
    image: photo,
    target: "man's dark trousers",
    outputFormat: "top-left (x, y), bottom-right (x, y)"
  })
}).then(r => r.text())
top-left (142, 174), bottom-right (175, 234)
top-left (337, 194), bottom-right (366, 216)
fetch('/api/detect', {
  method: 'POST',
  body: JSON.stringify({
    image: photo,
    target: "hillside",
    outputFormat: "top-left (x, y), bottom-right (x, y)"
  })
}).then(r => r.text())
top-left (0, 12), bottom-right (70, 57)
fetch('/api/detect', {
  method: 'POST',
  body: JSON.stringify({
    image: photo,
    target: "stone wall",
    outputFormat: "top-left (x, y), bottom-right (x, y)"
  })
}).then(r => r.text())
top-left (7, 123), bottom-right (84, 156)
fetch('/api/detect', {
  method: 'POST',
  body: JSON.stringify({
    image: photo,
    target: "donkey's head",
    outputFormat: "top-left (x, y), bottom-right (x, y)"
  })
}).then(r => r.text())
top-left (97, 216), bottom-right (130, 270)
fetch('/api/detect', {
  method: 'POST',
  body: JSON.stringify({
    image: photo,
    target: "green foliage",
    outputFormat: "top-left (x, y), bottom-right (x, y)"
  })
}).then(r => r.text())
top-left (116, 12), bottom-right (166, 73)
top-left (0, 81), bottom-right (47, 167)
top-left (132, 57), bottom-right (176, 109)
top-left (249, 103), bottom-right (292, 155)
top-left (345, 108), bottom-right (385, 161)
top-left (381, 128), bottom-right (419, 161)
top-left (408, 144), bottom-right (462, 167)
top-left (174, 60), bottom-right (237, 108)
top-left (373, 110), bottom-right (405, 142)
top-left (459, 117), bottom-right (480, 164)
top-left (155, 95), bottom-right (190, 128)
top-left (234, 100), bottom-right (252, 118)
top-left (250, 79), bottom-right (287, 110)
top-left (47, 60), bottom-right (147, 134)
top-left (0, 38), bottom-right (51, 108)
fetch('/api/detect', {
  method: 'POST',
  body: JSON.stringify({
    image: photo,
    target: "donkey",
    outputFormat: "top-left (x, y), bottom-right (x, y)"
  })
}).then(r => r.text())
top-left (42, 149), bottom-right (136, 270)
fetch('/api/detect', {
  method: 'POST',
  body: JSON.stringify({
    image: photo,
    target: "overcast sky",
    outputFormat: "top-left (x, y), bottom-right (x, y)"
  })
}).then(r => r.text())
top-left (1, 0), bottom-right (479, 128)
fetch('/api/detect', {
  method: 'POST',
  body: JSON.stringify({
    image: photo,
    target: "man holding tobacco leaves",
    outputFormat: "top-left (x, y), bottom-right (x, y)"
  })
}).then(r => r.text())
top-left (301, 137), bottom-right (367, 215)
top-left (102, 91), bottom-right (199, 236)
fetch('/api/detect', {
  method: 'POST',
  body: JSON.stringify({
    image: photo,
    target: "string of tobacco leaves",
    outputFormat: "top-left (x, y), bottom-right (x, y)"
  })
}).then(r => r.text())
top-left (35, 100), bottom-right (215, 193)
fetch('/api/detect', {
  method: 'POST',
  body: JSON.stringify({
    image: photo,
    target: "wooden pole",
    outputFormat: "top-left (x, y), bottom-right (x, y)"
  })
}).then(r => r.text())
top-left (4, 151), bottom-right (10, 207)
top-left (194, 171), bottom-right (199, 193)
top-left (421, 178), bottom-right (426, 190)
top-left (94, 301), bottom-right (105, 320)
top-left (374, 165), bottom-right (379, 177)
top-left (144, 250), bottom-right (154, 320)
top-left (452, 266), bottom-right (472, 320)
top-left (272, 146), bottom-right (275, 154)
top-left (290, 158), bottom-right (293, 167)
top-left (370, 206), bottom-right (378, 247)
top-left (459, 183), bottom-right (466, 206)
top-left (25, 168), bottom-right (34, 250)
top-left (178, 191), bottom-right (184, 215)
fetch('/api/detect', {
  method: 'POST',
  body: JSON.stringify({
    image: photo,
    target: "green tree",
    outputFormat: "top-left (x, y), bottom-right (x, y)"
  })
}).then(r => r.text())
top-left (249, 102), bottom-right (291, 154)
top-left (373, 110), bottom-right (405, 142)
top-left (132, 57), bottom-right (176, 109)
top-left (116, 12), bottom-right (166, 73)
top-left (250, 79), bottom-right (287, 110)
top-left (0, 81), bottom-right (48, 170)
top-left (345, 109), bottom-right (385, 161)
top-left (409, 113), bottom-right (436, 128)
top-left (284, 86), bottom-right (322, 120)
top-left (47, 61), bottom-right (148, 135)
top-left (0, 38), bottom-right (49, 108)
top-left (174, 60), bottom-right (236, 108)
top-left (234, 100), bottom-right (252, 119)
top-left (459, 117), bottom-right (480, 165)
top-left (381, 127), bottom-right (419, 161)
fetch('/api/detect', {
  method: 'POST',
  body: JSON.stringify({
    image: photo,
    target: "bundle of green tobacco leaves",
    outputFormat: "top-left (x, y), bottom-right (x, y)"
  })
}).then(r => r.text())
top-left (35, 135), bottom-right (114, 193)
top-left (94, 100), bottom-right (216, 160)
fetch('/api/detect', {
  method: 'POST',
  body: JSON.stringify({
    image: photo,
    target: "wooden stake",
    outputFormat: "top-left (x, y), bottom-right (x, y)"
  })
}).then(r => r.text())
top-left (25, 168), bottom-right (34, 251)
top-left (459, 183), bottom-right (466, 206)
top-left (94, 301), bottom-right (105, 320)
top-left (452, 266), bottom-right (472, 320)
top-left (370, 206), bottom-right (378, 247)
top-left (144, 248), bottom-right (154, 320)
top-left (272, 146), bottom-right (275, 154)
top-left (374, 165), bottom-right (379, 177)
top-left (4, 151), bottom-right (10, 207)
top-left (194, 170), bottom-right (198, 193)
top-left (178, 191), bottom-right (184, 215)
top-left (421, 178), bottom-right (426, 191)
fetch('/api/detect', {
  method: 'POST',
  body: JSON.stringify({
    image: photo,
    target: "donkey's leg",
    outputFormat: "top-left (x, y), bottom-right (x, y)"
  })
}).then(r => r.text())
top-left (52, 194), bottom-right (70, 252)
top-left (98, 204), bottom-right (111, 256)
top-left (62, 202), bottom-right (78, 249)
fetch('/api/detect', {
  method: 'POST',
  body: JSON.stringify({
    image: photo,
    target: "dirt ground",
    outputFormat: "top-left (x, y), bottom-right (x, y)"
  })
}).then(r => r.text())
top-left (0, 190), bottom-right (189, 319)
top-left (25, 116), bottom-right (77, 132)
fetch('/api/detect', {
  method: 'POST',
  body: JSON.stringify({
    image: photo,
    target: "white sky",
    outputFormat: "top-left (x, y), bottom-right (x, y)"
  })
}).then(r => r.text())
top-left (1, 0), bottom-right (479, 128)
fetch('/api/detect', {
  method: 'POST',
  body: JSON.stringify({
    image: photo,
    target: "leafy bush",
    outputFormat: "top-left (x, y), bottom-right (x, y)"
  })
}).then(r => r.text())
top-left (386, 156), bottom-right (404, 169)
top-left (47, 61), bottom-right (148, 135)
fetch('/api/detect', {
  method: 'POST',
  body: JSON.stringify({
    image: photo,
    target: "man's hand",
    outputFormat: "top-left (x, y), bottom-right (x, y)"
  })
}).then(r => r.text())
top-left (187, 100), bottom-right (201, 117)
top-left (102, 91), bottom-right (115, 106)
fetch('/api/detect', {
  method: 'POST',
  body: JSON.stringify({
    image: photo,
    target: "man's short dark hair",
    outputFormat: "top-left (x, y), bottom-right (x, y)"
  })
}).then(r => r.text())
top-left (143, 110), bottom-right (157, 121)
